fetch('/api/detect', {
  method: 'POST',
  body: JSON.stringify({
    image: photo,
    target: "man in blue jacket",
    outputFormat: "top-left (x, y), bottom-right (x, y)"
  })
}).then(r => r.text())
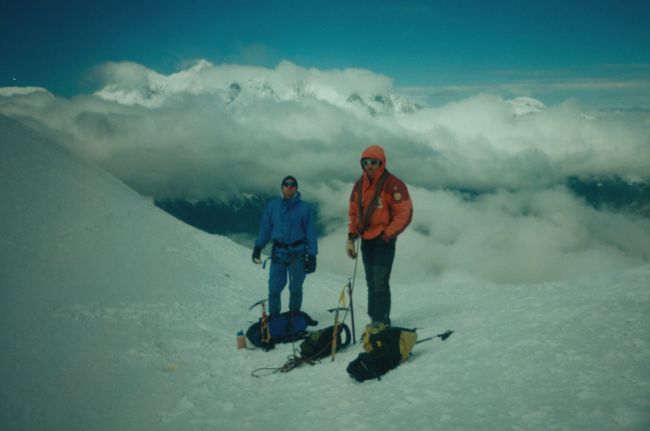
top-left (252, 175), bottom-right (318, 316)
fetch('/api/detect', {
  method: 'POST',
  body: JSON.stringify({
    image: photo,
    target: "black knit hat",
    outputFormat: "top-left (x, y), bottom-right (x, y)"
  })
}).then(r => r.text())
top-left (281, 175), bottom-right (298, 189)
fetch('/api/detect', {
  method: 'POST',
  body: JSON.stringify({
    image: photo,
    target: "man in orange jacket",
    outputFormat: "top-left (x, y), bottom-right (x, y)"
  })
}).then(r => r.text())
top-left (346, 145), bottom-right (413, 326)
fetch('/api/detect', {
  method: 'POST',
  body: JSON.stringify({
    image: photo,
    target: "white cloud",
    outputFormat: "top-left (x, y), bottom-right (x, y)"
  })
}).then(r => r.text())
top-left (311, 184), bottom-right (650, 284)
top-left (0, 86), bottom-right (51, 97)
top-left (1, 59), bottom-right (649, 282)
top-left (1, 59), bottom-right (648, 194)
top-left (399, 68), bottom-right (650, 110)
top-left (387, 186), bottom-right (650, 284)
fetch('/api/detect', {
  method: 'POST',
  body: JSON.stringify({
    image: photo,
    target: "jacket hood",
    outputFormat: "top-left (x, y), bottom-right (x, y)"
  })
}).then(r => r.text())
top-left (361, 145), bottom-right (386, 165)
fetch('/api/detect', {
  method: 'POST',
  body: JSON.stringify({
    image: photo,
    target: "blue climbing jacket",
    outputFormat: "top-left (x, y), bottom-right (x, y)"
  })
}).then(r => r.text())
top-left (254, 192), bottom-right (318, 256)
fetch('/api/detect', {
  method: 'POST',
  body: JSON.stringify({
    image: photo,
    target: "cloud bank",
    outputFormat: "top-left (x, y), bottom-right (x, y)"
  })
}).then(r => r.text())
top-left (1, 60), bottom-right (649, 283)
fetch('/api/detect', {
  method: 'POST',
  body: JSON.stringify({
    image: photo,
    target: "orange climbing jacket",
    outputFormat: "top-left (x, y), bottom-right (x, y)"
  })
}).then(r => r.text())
top-left (348, 145), bottom-right (413, 241)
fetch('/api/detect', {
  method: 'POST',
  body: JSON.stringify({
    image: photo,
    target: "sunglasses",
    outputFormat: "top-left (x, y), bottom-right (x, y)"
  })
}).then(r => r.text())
top-left (361, 158), bottom-right (381, 167)
top-left (282, 181), bottom-right (297, 187)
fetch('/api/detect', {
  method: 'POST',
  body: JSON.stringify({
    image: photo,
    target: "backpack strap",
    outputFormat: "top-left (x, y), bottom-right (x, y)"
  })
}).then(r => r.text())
top-left (356, 170), bottom-right (389, 234)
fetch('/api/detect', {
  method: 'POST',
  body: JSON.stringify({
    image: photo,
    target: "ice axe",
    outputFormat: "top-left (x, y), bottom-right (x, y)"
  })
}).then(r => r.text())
top-left (248, 299), bottom-right (267, 311)
top-left (327, 306), bottom-right (348, 361)
top-left (249, 299), bottom-right (271, 343)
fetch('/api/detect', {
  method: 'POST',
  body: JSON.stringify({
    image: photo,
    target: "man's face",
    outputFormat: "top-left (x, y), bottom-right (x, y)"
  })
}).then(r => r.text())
top-left (281, 179), bottom-right (298, 199)
top-left (361, 158), bottom-right (381, 176)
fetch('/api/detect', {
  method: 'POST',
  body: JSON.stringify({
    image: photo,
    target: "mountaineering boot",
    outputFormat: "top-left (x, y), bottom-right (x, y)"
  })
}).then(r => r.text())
top-left (362, 321), bottom-right (388, 352)
top-left (363, 322), bottom-right (382, 335)
top-left (364, 321), bottom-right (389, 333)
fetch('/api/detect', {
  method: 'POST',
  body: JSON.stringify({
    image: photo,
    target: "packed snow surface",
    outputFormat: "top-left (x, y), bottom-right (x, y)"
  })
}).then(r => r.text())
top-left (1, 115), bottom-right (649, 430)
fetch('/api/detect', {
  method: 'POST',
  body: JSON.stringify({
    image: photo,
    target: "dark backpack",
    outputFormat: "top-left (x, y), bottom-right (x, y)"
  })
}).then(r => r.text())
top-left (299, 323), bottom-right (351, 360)
top-left (246, 311), bottom-right (318, 351)
top-left (347, 326), bottom-right (417, 382)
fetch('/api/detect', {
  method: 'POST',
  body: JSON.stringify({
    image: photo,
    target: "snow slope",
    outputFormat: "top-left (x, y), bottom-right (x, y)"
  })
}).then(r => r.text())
top-left (1, 114), bottom-right (649, 430)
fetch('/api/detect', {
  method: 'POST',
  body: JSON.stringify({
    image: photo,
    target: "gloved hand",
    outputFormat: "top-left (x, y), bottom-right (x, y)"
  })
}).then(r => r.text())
top-left (345, 238), bottom-right (357, 259)
top-left (252, 246), bottom-right (262, 264)
top-left (304, 254), bottom-right (317, 274)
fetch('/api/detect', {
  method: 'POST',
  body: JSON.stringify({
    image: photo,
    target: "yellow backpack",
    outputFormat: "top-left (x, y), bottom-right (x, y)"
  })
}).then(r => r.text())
top-left (361, 324), bottom-right (418, 363)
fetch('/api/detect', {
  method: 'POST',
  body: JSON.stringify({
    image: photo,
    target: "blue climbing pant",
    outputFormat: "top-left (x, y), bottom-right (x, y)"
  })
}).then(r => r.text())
top-left (268, 245), bottom-right (306, 315)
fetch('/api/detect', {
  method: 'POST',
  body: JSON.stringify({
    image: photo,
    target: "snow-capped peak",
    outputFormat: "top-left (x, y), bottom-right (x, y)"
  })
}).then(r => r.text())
top-left (506, 96), bottom-right (546, 117)
top-left (91, 60), bottom-right (420, 115)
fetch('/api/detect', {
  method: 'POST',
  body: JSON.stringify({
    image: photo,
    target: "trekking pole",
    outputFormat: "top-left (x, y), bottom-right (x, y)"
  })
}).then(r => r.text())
top-left (348, 239), bottom-right (360, 344)
top-left (347, 280), bottom-right (356, 344)
top-left (415, 330), bottom-right (454, 344)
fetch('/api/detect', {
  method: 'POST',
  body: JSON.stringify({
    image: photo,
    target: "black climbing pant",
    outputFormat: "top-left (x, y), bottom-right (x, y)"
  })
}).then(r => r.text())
top-left (361, 235), bottom-right (396, 324)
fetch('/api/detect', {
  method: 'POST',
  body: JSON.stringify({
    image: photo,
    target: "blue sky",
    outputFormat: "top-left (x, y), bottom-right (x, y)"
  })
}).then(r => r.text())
top-left (2, 0), bottom-right (649, 105)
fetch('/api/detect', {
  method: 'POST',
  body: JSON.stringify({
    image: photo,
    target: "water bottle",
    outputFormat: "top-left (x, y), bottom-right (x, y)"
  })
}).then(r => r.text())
top-left (237, 330), bottom-right (247, 350)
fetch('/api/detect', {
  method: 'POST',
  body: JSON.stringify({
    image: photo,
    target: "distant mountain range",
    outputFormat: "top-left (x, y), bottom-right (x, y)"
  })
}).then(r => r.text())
top-left (223, 80), bottom-right (421, 115)
top-left (94, 60), bottom-right (421, 115)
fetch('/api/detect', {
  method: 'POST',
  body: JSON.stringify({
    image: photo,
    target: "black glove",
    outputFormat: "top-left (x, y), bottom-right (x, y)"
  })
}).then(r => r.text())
top-left (304, 254), bottom-right (317, 274)
top-left (252, 246), bottom-right (262, 264)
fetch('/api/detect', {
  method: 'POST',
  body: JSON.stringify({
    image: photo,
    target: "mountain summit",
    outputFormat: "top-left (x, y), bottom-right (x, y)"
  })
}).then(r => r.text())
top-left (93, 60), bottom-right (420, 115)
